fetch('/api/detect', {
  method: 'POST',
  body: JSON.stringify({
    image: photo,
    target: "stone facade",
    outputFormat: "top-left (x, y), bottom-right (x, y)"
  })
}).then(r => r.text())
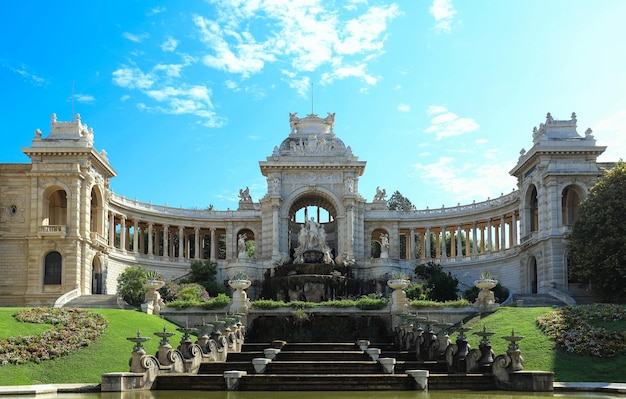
top-left (0, 111), bottom-right (607, 306)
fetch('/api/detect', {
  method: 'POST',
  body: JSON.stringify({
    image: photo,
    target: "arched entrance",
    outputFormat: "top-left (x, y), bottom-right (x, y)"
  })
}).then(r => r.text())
top-left (287, 192), bottom-right (339, 262)
top-left (92, 256), bottom-right (104, 294)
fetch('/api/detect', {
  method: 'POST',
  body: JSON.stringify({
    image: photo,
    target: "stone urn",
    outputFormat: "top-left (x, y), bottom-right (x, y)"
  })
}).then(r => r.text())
top-left (387, 278), bottom-right (410, 313)
top-left (228, 278), bottom-right (252, 314)
top-left (473, 274), bottom-right (498, 310)
top-left (142, 279), bottom-right (165, 315)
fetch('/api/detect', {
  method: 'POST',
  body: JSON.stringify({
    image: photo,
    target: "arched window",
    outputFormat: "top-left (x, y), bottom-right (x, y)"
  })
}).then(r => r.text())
top-left (43, 188), bottom-right (67, 226)
top-left (530, 186), bottom-right (538, 232)
top-left (44, 251), bottom-right (62, 285)
top-left (562, 185), bottom-right (583, 226)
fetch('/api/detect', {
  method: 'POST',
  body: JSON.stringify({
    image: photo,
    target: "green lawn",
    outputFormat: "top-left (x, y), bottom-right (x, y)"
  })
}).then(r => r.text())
top-left (460, 307), bottom-right (626, 382)
top-left (0, 306), bottom-right (624, 385)
top-left (0, 308), bottom-right (182, 386)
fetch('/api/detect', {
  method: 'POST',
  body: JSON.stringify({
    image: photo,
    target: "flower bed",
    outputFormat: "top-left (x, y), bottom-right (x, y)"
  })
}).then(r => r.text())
top-left (0, 308), bottom-right (107, 365)
top-left (536, 304), bottom-right (626, 357)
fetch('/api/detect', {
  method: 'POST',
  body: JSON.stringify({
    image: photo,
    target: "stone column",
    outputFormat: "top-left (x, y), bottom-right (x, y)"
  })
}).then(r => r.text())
top-left (486, 219), bottom-right (492, 254)
top-left (440, 226), bottom-right (447, 260)
top-left (472, 221), bottom-right (478, 257)
top-left (178, 226), bottom-right (184, 261)
top-left (272, 200), bottom-right (280, 257)
top-left (210, 228), bottom-right (216, 261)
top-left (163, 225), bottom-right (169, 258)
top-left (511, 211), bottom-right (518, 246)
top-left (120, 216), bottom-right (126, 251)
top-left (133, 220), bottom-right (139, 254)
top-left (108, 212), bottom-right (115, 248)
top-left (425, 226), bottom-right (431, 260)
top-left (148, 222), bottom-right (154, 258)
top-left (194, 227), bottom-right (200, 259)
top-left (500, 215), bottom-right (506, 251)
top-left (456, 224), bottom-right (462, 259)
top-left (410, 228), bottom-right (416, 259)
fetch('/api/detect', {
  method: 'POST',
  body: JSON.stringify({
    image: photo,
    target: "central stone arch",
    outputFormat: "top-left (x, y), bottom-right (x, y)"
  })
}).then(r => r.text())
top-left (282, 187), bottom-right (345, 262)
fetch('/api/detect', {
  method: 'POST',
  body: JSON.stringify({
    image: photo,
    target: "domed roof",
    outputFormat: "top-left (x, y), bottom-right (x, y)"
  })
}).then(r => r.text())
top-left (275, 112), bottom-right (350, 157)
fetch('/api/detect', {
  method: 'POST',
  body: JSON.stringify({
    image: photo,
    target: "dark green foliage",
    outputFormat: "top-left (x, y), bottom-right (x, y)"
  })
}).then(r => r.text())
top-left (404, 282), bottom-right (426, 300)
top-left (567, 162), bottom-right (626, 301)
top-left (463, 282), bottom-right (510, 303)
top-left (181, 259), bottom-right (228, 296)
top-left (246, 315), bottom-right (390, 343)
top-left (116, 266), bottom-right (148, 307)
top-left (387, 190), bottom-right (416, 211)
top-left (414, 261), bottom-right (459, 301)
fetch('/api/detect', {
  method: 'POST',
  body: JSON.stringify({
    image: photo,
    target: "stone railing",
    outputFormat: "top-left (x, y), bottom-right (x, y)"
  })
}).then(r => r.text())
top-left (53, 288), bottom-right (81, 308)
top-left (110, 193), bottom-right (260, 219)
top-left (38, 225), bottom-right (66, 238)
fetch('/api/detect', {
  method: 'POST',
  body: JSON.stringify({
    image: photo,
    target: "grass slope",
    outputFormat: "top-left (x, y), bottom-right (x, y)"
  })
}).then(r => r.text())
top-left (0, 306), bottom-right (624, 385)
top-left (0, 308), bottom-right (182, 386)
top-left (461, 307), bottom-right (626, 382)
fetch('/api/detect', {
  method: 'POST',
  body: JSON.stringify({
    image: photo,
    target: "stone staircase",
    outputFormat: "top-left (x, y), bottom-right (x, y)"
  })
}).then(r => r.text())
top-left (155, 341), bottom-right (497, 391)
top-left (62, 294), bottom-right (127, 309)
top-left (512, 294), bottom-right (567, 307)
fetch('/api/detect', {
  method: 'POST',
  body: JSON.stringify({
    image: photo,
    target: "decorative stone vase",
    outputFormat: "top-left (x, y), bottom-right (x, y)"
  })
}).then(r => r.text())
top-left (387, 278), bottom-right (410, 313)
top-left (473, 278), bottom-right (498, 310)
top-left (142, 279), bottom-right (165, 315)
top-left (228, 279), bottom-right (252, 314)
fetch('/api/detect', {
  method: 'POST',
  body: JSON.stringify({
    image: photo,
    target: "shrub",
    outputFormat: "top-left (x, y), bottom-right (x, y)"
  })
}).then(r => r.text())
top-left (405, 282), bottom-right (426, 300)
top-left (414, 262), bottom-right (459, 302)
top-left (117, 266), bottom-right (148, 307)
top-left (199, 293), bottom-right (230, 310)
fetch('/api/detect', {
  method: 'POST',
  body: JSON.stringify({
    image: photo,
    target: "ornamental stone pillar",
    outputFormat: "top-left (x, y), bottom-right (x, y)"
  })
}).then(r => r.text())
top-left (210, 228), bottom-right (216, 261)
top-left (109, 212), bottom-right (115, 248)
top-left (410, 228), bottom-right (416, 259)
top-left (133, 220), bottom-right (139, 254)
top-left (178, 226), bottom-right (184, 261)
top-left (425, 226), bottom-right (431, 260)
top-left (148, 222), bottom-right (154, 258)
top-left (120, 216), bottom-right (126, 252)
top-left (163, 225), bottom-right (169, 258)
top-left (194, 227), bottom-right (200, 259)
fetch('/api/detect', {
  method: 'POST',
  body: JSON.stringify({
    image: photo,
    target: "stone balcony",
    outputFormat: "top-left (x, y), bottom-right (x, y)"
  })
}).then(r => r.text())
top-left (38, 225), bottom-right (66, 239)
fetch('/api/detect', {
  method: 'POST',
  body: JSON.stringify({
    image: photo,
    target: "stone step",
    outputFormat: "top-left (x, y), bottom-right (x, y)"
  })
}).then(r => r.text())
top-left (512, 294), bottom-right (565, 307)
top-left (63, 295), bottom-right (126, 309)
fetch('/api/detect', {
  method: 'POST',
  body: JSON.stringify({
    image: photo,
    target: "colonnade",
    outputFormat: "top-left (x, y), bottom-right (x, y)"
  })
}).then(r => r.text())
top-left (107, 211), bottom-right (226, 262)
top-left (377, 209), bottom-right (519, 261)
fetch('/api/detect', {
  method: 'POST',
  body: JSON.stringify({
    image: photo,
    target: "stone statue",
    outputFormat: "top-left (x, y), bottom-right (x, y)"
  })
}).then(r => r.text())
top-left (380, 233), bottom-right (390, 259)
top-left (325, 112), bottom-right (335, 133)
top-left (293, 217), bottom-right (332, 264)
top-left (374, 186), bottom-right (387, 201)
top-left (237, 233), bottom-right (247, 258)
top-left (238, 187), bottom-right (252, 202)
top-left (289, 112), bottom-right (299, 133)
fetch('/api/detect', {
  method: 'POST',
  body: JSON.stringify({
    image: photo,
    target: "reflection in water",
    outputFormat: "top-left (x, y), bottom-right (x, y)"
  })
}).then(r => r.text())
top-left (54, 391), bottom-right (619, 399)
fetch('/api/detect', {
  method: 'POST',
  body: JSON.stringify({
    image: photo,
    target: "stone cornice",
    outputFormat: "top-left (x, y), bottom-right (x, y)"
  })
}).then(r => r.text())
top-left (22, 147), bottom-right (116, 178)
top-left (510, 145), bottom-right (606, 177)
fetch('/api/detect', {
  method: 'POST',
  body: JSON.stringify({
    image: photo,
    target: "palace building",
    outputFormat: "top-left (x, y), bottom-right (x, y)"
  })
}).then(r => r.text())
top-left (0, 111), bottom-right (607, 306)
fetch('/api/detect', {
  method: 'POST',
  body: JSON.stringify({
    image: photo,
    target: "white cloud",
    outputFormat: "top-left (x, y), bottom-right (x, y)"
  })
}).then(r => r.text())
top-left (123, 32), bottom-right (149, 42)
top-left (412, 156), bottom-right (517, 205)
top-left (424, 105), bottom-right (479, 139)
top-left (147, 7), bottom-right (166, 16)
top-left (120, 95), bottom-right (131, 102)
top-left (161, 37), bottom-right (179, 52)
top-left (429, 0), bottom-right (457, 33)
top-left (112, 67), bottom-right (155, 89)
top-left (192, 1), bottom-right (398, 87)
top-left (154, 64), bottom-right (183, 77)
top-left (398, 104), bottom-right (410, 112)
top-left (75, 94), bottom-right (95, 103)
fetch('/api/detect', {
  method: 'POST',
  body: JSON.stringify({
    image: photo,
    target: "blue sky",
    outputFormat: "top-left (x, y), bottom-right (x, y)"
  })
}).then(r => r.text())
top-left (2, 0), bottom-right (625, 211)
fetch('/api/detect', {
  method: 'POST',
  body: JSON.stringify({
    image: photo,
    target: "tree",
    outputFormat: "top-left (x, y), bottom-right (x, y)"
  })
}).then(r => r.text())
top-left (182, 259), bottom-right (228, 296)
top-left (117, 266), bottom-right (148, 307)
top-left (387, 190), bottom-right (416, 211)
top-left (567, 162), bottom-right (626, 301)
